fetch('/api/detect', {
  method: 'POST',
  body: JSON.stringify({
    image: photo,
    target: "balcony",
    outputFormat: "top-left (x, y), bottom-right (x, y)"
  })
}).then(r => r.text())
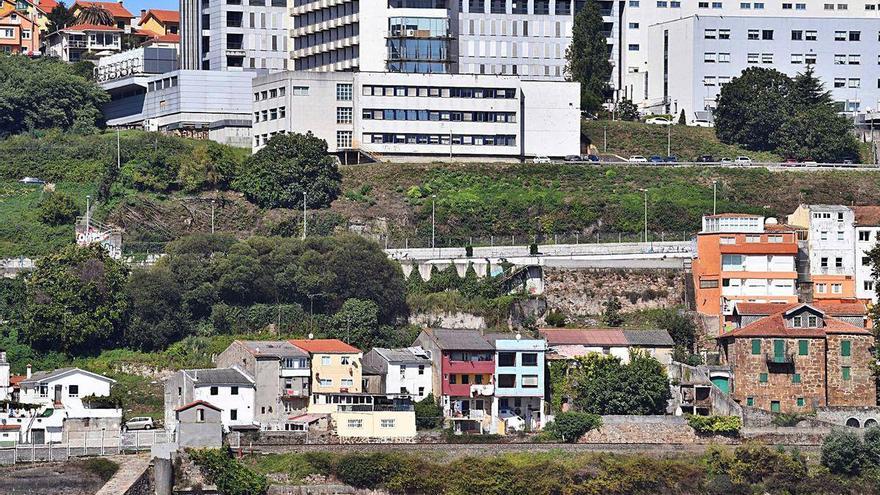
top-left (765, 351), bottom-right (794, 365)
top-left (282, 389), bottom-right (307, 398)
top-left (442, 355), bottom-right (494, 375)
top-left (470, 384), bottom-right (494, 396)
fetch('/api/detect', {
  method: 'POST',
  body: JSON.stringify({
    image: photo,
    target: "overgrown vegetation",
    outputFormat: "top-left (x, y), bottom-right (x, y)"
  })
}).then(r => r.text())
top-left (821, 427), bottom-right (880, 476)
top-left (543, 411), bottom-right (602, 442)
top-left (687, 415), bottom-right (742, 437)
top-left (79, 457), bottom-right (120, 482)
top-left (190, 448), bottom-right (269, 495)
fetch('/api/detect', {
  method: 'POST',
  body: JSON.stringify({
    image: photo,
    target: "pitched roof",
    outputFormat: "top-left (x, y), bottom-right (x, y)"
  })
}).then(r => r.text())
top-left (719, 305), bottom-right (871, 339)
top-left (73, 0), bottom-right (134, 18)
top-left (144, 33), bottom-right (180, 43)
top-left (0, 424), bottom-right (21, 431)
top-left (19, 367), bottom-right (115, 386)
top-left (371, 347), bottom-right (431, 364)
top-left (175, 400), bottom-right (221, 412)
top-left (622, 329), bottom-right (675, 347)
top-left (182, 368), bottom-right (254, 386)
top-left (236, 340), bottom-right (308, 359)
top-left (852, 206), bottom-right (880, 226)
top-left (539, 328), bottom-right (628, 346)
top-left (420, 328), bottom-right (493, 350)
top-left (38, 0), bottom-right (59, 11)
top-left (140, 8), bottom-right (178, 23)
top-left (289, 339), bottom-right (361, 354)
top-left (64, 22), bottom-right (123, 31)
top-left (734, 301), bottom-right (866, 317)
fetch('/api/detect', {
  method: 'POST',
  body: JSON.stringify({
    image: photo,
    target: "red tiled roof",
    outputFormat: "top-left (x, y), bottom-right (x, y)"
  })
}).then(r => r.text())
top-left (38, 0), bottom-right (59, 12)
top-left (539, 328), bottom-right (628, 346)
top-left (720, 304), bottom-right (871, 339)
top-left (146, 33), bottom-right (180, 43)
top-left (289, 339), bottom-right (361, 354)
top-left (852, 206), bottom-right (880, 226)
top-left (0, 425), bottom-right (21, 431)
top-left (735, 301), bottom-right (867, 317)
top-left (73, 1), bottom-right (134, 18)
top-left (9, 375), bottom-right (25, 386)
top-left (174, 400), bottom-right (221, 412)
top-left (141, 8), bottom-right (178, 23)
top-left (65, 22), bottom-right (123, 31)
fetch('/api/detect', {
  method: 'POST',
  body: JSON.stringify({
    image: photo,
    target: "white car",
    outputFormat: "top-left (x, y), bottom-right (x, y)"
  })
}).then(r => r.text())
top-left (691, 119), bottom-right (714, 128)
top-left (734, 156), bottom-right (752, 165)
top-left (645, 117), bottom-right (672, 125)
top-left (532, 156), bottom-right (551, 164)
top-left (124, 417), bottom-right (155, 431)
top-left (18, 177), bottom-right (45, 185)
top-left (628, 155), bottom-right (648, 163)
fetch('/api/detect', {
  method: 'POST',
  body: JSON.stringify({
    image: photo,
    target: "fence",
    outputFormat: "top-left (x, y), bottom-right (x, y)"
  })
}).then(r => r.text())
top-left (378, 232), bottom-right (696, 250)
top-left (0, 430), bottom-right (170, 466)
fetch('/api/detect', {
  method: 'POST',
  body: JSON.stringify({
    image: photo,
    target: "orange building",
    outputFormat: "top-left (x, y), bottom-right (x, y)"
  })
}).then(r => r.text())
top-left (692, 214), bottom-right (800, 322)
top-left (0, 8), bottom-right (39, 55)
top-left (70, 0), bottom-right (134, 30)
top-left (136, 8), bottom-right (178, 36)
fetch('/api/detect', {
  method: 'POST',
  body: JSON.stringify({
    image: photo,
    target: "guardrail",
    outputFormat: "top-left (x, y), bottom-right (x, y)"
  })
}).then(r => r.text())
top-left (543, 159), bottom-right (878, 170)
top-left (0, 430), bottom-right (169, 466)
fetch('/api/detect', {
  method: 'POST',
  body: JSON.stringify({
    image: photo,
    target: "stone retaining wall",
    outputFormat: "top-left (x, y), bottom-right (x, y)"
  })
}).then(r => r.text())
top-left (578, 415), bottom-right (735, 445)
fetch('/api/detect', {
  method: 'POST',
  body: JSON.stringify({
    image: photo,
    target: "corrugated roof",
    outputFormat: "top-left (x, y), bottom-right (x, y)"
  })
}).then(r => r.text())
top-left (237, 340), bottom-right (308, 359)
top-left (183, 368), bottom-right (254, 386)
top-left (289, 339), bottom-right (361, 354)
top-left (539, 328), bottom-right (628, 346)
top-left (622, 329), bottom-right (675, 347)
top-left (73, 1), bottom-right (134, 18)
top-left (852, 206), bottom-right (880, 226)
top-left (421, 328), bottom-right (493, 350)
top-left (372, 347), bottom-right (431, 364)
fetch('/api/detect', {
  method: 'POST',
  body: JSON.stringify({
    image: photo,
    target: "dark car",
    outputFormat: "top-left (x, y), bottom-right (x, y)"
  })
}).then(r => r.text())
top-left (564, 154), bottom-right (582, 162)
top-left (648, 155), bottom-right (664, 163)
top-left (695, 155), bottom-right (714, 163)
top-left (582, 154), bottom-right (600, 162)
top-left (665, 156), bottom-right (678, 163)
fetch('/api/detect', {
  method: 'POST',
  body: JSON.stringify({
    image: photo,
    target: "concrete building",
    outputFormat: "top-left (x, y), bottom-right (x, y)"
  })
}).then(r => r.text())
top-left (414, 328), bottom-right (495, 433)
top-left (174, 400), bottom-right (224, 448)
top-left (717, 302), bottom-right (876, 413)
top-left (540, 328), bottom-right (675, 364)
top-left (178, 0), bottom-right (288, 71)
top-left (641, 16), bottom-right (880, 119)
top-left (216, 340), bottom-right (311, 430)
top-left (42, 23), bottom-right (122, 61)
top-left (289, 339), bottom-right (363, 411)
top-left (333, 406), bottom-right (417, 439)
top-left (251, 70), bottom-right (580, 158)
top-left (164, 367), bottom-right (256, 433)
top-left (788, 205), bottom-right (857, 302)
top-left (0, 9), bottom-right (40, 55)
top-left (692, 214), bottom-right (800, 318)
top-left (361, 347), bottom-right (433, 401)
top-left (484, 333), bottom-right (546, 433)
top-left (18, 367), bottom-right (115, 407)
top-left (852, 206), bottom-right (880, 303)
top-left (0, 351), bottom-right (9, 402)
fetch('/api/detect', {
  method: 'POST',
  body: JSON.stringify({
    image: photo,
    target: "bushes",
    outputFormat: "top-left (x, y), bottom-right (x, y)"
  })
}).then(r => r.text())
top-left (544, 308), bottom-right (567, 327)
top-left (189, 448), bottom-right (269, 495)
top-left (38, 192), bottom-right (79, 225)
top-left (544, 411), bottom-right (602, 442)
top-left (80, 457), bottom-right (119, 482)
top-left (414, 393), bottom-right (443, 429)
top-left (687, 415), bottom-right (742, 436)
top-left (820, 427), bottom-right (879, 476)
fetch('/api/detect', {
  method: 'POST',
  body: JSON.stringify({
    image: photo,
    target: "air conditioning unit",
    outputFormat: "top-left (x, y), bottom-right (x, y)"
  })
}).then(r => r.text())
top-left (405, 29), bottom-right (416, 36)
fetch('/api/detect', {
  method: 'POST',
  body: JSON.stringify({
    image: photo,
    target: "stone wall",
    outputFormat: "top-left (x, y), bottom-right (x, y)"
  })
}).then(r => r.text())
top-left (826, 334), bottom-right (877, 407)
top-left (409, 312), bottom-right (487, 330)
top-left (543, 268), bottom-right (685, 318)
top-left (578, 415), bottom-right (735, 445)
top-left (816, 406), bottom-right (880, 428)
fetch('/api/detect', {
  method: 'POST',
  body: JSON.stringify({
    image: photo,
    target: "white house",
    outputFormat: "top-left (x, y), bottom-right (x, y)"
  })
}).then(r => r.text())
top-left (18, 367), bottom-right (115, 407)
top-left (164, 367), bottom-right (256, 434)
top-left (362, 347), bottom-right (433, 402)
top-left (0, 352), bottom-right (9, 402)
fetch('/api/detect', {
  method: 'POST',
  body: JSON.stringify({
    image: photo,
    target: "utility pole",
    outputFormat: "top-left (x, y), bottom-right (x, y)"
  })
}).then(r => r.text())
top-left (302, 191), bottom-right (307, 240)
top-left (712, 180), bottom-right (717, 215)
top-left (431, 194), bottom-right (437, 249)
top-left (116, 128), bottom-right (121, 170)
top-left (639, 189), bottom-right (648, 243)
top-left (211, 199), bottom-right (216, 233)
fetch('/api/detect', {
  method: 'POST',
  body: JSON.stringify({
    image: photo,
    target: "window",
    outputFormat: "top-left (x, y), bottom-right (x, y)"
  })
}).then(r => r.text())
top-left (705, 29), bottom-right (717, 39)
top-left (751, 339), bottom-right (761, 354)
top-left (629, 22), bottom-right (639, 29)
top-left (418, 365), bottom-right (425, 375)
top-left (230, 409), bottom-right (238, 420)
top-left (834, 54), bottom-right (846, 65)
top-left (656, 0), bottom-right (667, 6)
top-left (761, 53), bottom-right (773, 64)
top-left (337, 107), bottom-right (352, 124)
top-left (746, 235), bottom-right (760, 243)
top-left (805, 54), bottom-right (817, 64)
top-left (197, 409), bottom-right (205, 422)
top-left (719, 29), bottom-right (730, 39)
top-left (865, 281), bottom-right (874, 291)
top-left (380, 419), bottom-right (395, 428)
top-left (747, 53), bottom-right (759, 63)
top-left (747, 29), bottom-right (759, 40)
top-left (347, 419), bottom-right (363, 428)
top-left (759, 373), bottom-right (768, 383)
top-left (806, 30), bottom-right (817, 41)
top-left (522, 353), bottom-right (538, 366)
top-left (792, 373), bottom-right (801, 383)
top-left (835, 31), bottom-right (847, 41)
top-left (860, 231), bottom-right (871, 241)
top-left (700, 279), bottom-right (719, 288)
top-left (834, 78), bottom-right (846, 88)
top-left (795, 2), bottom-right (805, 7)
top-left (842, 366), bottom-right (852, 380)
top-left (210, 386), bottom-right (218, 395)
top-left (340, 356), bottom-right (351, 365)
top-left (746, 397), bottom-right (754, 406)
top-left (341, 378), bottom-right (354, 387)
top-left (850, 31), bottom-right (861, 41)
top-left (793, 315), bottom-right (803, 327)
top-left (832, 283), bottom-right (843, 294)
top-left (68, 385), bottom-right (79, 398)
top-left (336, 83), bottom-right (352, 101)
top-left (753, 2), bottom-right (763, 7)
top-left (836, 257), bottom-right (843, 268)
top-left (849, 78), bottom-right (861, 88)
top-left (522, 375), bottom-right (539, 388)
top-left (797, 397), bottom-right (805, 407)
top-left (704, 52), bottom-right (716, 63)
top-left (449, 374), bottom-right (456, 384)
top-left (799, 340), bottom-right (809, 355)
top-left (791, 30), bottom-right (803, 40)
top-left (783, 2), bottom-right (792, 7)
top-left (322, 356), bottom-right (331, 365)
top-left (231, 386), bottom-right (238, 395)
top-left (628, 44), bottom-right (639, 51)
top-left (498, 374), bottom-right (516, 388)
top-left (718, 53), bottom-right (730, 63)
top-left (319, 378), bottom-right (332, 386)
top-left (791, 54), bottom-right (803, 64)
top-left (475, 374), bottom-right (484, 384)
top-left (850, 55), bottom-right (861, 65)
top-left (817, 283), bottom-right (827, 293)
top-left (293, 86), bottom-right (309, 96)
top-left (499, 352), bottom-right (516, 366)
top-left (841, 340), bottom-right (852, 356)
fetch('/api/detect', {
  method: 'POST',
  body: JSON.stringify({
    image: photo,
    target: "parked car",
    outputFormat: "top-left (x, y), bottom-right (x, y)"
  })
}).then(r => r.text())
top-left (802, 160), bottom-right (818, 167)
top-left (691, 119), bottom-right (714, 127)
top-left (720, 157), bottom-right (733, 164)
top-left (648, 155), bottom-right (665, 163)
top-left (18, 177), bottom-right (45, 185)
top-left (645, 117), bottom-right (672, 125)
top-left (696, 155), bottom-right (714, 163)
top-left (585, 154), bottom-right (600, 162)
top-left (532, 156), bottom-right (551, 164)
top-left (564, 154), bottom-right (582, 162)
top-left (628, 155), bottom-right (648, 163)
top-left (734, 156), bottom-right (752, 165)
top-left (781, 158), bottom-right (799, 167)
top-left (124, 417), bottom-right (155, 431)
top-left (665, 155), bottom-right (678, 163)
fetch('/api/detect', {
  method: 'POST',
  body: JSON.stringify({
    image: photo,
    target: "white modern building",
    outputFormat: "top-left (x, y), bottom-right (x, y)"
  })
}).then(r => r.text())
top-left (0, 352), bottom-right (9, 402)
top-left (251, 70), bottom-right (580, 158)
top-left (164, 367), bottom-right (257, 433)
top-left (641, 15), bottom-right (880, 119)
top-left (853, 207), bottom-right (880, 302)
top-left (362, 347), bottom-right (433, 401)
top-left (42, 23), bottom-right (122, 62)
top-left (179, 0), bottom-right (288, 71)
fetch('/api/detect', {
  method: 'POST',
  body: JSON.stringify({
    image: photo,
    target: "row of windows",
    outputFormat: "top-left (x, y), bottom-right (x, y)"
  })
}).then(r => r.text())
top-left (147, 76), bottom-right (178, 92)
top-left (294, 23), bottom-right (358, 51)
top-left (448, 373), bottom-right (489, 384)
top-left (366, 133), bottom-right (517, 146)
top-left (460, 0), bottom-right (593, 15)
top-left (293, 46), bottom-right (358, 71)
top-left (497, 374), bottom-right (540, 388)
top-left (755, 367), bottom-right (853, 383)
top-left (254, 86), bottom-right (286, 101)
top-left (254, 106), bottom-right (286, 123)
top-left (317, 377), bottom-right (355, 387)
top-left (363, 85), bottom-right (517, 99)
top-left (632, 0), bottom-right (880, 7)
top-left (816, 283), bottom-right (844, 294)
top-left (361, 109), bottom-right (518, 123)
top-left (746, 397), bottom-right (811, 408)
top-left (292, 1), bottom-right (357, 29)
top-left (750, 338), bottom-right (852, 355)
top-left (347, 418), bottom-right (397, 428)
top-left (255, 130), bottom-right (286, 147)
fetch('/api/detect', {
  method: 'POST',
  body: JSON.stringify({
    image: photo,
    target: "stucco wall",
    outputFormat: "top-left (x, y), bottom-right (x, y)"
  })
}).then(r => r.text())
top-left (332, 410), bottom-right (416, 439)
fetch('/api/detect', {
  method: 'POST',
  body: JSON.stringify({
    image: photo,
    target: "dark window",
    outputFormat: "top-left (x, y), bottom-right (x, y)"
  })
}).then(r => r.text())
top-left (498, 374), bottom-right (516, 388)
top-left (522, 353), bottom-right (538, 366)
top-left (449, 374), bottom-right (456, 384)
top-left (512, 0), bottom-right (528, 13)
top-left (499, 352), bottom-right (516, 366)
top-left (461, 374), bottom-right (470, 384)
top-left (762, 29), bottom-right (773, 40)
top-left (231, 386), bottom-right (238, 395)
top-left (210, 386), bottom-right (218, 395)
top-left (555, 0), bottom-right (571, 14)
top-left (534, 0), bottom-right (550, 13)
top-left (230, 409), bottom-right (238, 420)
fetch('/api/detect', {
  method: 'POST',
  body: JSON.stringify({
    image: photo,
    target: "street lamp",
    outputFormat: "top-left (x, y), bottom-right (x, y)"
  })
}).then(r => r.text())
top-left (868, 108), bottom-right (876, 165)
top-left (431, 194), bottom-right (437, 249)
top-left (302, 191), bottom-right (307, 240)
top-left (712, 180), bottom-right (718, 215)
top-left (667, 122), bottom-right (671, 157)
top-left (639, 188), bottom-right (648, 243)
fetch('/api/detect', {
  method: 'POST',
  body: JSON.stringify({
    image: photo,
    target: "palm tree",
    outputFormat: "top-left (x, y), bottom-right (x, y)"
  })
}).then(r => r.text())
top-left (46, 1), bottom-right (76, 32)
top-left (74, 4), bottom-right (114, 26)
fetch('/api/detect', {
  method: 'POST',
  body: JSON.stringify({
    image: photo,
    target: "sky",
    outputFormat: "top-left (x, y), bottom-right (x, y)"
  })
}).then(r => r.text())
top-left (120, 0), bottom-right (178, 14)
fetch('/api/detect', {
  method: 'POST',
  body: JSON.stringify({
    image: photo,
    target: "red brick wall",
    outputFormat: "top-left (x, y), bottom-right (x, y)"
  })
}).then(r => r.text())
top-left (826, 334), bottom-right (877, 407)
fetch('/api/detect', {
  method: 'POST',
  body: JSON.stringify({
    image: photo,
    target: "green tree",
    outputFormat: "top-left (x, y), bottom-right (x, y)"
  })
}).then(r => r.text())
top-left (602, 296), bottom-right (623, 327)
top-left (774, 104), bottom-right (860, 163)
top-left (565, 0), bottom-right (612, 113)
top-left (616, 98), bottom-right (639, 121)
top-left (125, 267), bottom-right (190, 351)
top-left (232, 132), bottom-right (341, 208)
top-left (331, 298), bottom-right (380, 349)
top-left (23, 245), bottom-right (129, 355)
top-left (46, 1), bottom-right (76, 32)
top-left (414, 393), bottom-right (443, 429)
top-left (0, 56), bottom-right (108, 136)
top-left (654, 309), bottom-right (696, 350)
top-left (678, 109), bottom-right (687, 125)
top-left (863, 425), bottom-right (880, 468)
top-left (569, 351), bottom-right (671, 414)
top-left (74, 4), bottom-right (114, 25)
top-left (821, 428), bottom-right (865, 475)
top-left (38, 192), bottom-right (80, 226)
top-left (790, 65), bottom-right (833, 108)
top-left (714, 67), bottom-right (792, 151)
top-left (544, 411), bottom-right (602, 442)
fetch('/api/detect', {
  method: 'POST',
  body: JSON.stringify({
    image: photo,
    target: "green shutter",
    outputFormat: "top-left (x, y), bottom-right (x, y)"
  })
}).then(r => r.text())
top-left (792, 373), bottom-right (801, 384)
top-left (751, 339), bottom-right (762, 355)
top-left (841, 340), bottom-right (851, 357)
top-left (797, 397), bottom-right (805, 407)
top-left (773, 339), bottom-right (785, 362)
top-left (798, 339), bottom-right (808, 356)
top-left (842, 366), bottom-right (851, 381)
top-left (746, 397), bottom-right (754, 406)
top-left (760, 373), bottom-right (768, 383)
top-left (771, 401), bottom-right (781, 413)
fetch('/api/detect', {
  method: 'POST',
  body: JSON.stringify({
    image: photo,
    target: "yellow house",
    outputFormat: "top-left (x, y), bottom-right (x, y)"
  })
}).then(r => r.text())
top-left (332, 410), bottom-right (416, 440)
top-left (0, 0), bottom-right (50, 34)
top-left (289, 339), bottom-right (362, 395)
top-left (136, 8), bottom-right (178, 36)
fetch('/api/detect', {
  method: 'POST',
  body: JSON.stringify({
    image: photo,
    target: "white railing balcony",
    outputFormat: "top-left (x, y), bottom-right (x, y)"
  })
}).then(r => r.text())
top-left (470, 384), bottom-right (493, 396)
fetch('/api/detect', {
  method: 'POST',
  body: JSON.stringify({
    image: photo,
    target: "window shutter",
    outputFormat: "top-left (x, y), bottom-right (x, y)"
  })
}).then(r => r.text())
top-left (798, 340), bottom-right (808, 356)
top-left (841, 340), bottom-right (851, 357)
top-left (751, 339), bottom-right (761, 355)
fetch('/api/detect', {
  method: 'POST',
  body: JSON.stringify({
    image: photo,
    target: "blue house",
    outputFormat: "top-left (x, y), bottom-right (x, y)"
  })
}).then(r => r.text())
top-left (484, 333), bottom-right (546, 434)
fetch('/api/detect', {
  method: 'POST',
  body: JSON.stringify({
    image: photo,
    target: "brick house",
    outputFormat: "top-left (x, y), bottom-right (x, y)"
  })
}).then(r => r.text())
top-left (718, 303), bottom-right (876, 413)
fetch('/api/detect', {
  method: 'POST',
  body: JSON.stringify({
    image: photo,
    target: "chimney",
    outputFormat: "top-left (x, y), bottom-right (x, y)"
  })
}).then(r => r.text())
top-left (0, 351), bottom-right (6, 363)
top-left (26, 364), bottom-right (32, 379)
top-left (140, 8), bottom-right (146, 17)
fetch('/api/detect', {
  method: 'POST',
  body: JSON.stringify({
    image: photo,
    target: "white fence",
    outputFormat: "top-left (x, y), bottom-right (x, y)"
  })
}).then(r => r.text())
top-left (0, 430), bottom-right (170, 466)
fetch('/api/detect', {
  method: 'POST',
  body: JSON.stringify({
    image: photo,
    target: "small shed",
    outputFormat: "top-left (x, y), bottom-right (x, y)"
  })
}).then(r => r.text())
top-left (175, 400), bottom-right (222, 449)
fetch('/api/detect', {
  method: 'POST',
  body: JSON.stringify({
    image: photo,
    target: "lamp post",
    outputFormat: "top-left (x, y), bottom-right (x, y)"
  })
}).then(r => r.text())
top-left (302, 191), bottom-right (307, 240)
top-left (431, 194), bottom-right (437, 249)
top-left (712, 180), bottom-right (717, 215)
top-left (667, 121), bottom-right (671, 157)
top-left (639, 188), bottom-right (648, 243)
top-left (210, 199), bottom-right (216, 233)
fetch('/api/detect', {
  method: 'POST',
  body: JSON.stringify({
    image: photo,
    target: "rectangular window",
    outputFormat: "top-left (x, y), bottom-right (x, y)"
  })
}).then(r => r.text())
top-left (197, 409), bottom-right (205, 422)
top-left (759, 373), bottom-right (768, 383)
top-left (231, 386), bottom-right (238, 395)
top-left (791, 30), bottom-right (803, 40)
top-left (293, 86), bottom-right (309, 96)
top-left (719, 29), bottom-right (730, 39)
top-left (336, 107), bottom-right (352, 124)
top-left (230, 409), bottom-right (238, 420)
top-left (746, 397), bottom-right (754, 406)
top-left (68, 385), bottom-right (79, 397)
top-left (347, 419), bottom-right (363, 428)
top-left (797, 397), bottom-right (805, 407)
top-left (380, 419), bottom-right (395, 428)
top-left (806, 30), bottom-right (817, 41)
top-left (747, 30), bottom-right (759, 40)
top-left (793, 315), bottom-right (803, 327)
top-left (792, 373), bottom-right (801, 383)
top-left (210, 386), bottom-right (218, 395)
top-left (835, 31), bottom-right (847, 41)
top-left (860, 231), bottom-right (871, 241)
top-left (498, 352), bottom-right (516, 366)
top-left (522, 353), bottom-right (538, 366)
top-left (850, 31), bottom-right (861, 41)
top-left (842, 366), bottom-right (852, 380)
top-left (704, 29), bottom-right (717, 39)
top-left (498, 374), bottom-right (516, 388)
top-left (747, 53), bottom-right (759, 63)
top-left (449, 374), bottom-right (456, 384)
top-left (718, 53), bottom-right (730, 63)
top-left (751, 339), bottom-right (761, 354)
top-left (522, 375), bottom-right (539, 387)
top-left (700, 279), bottom-right (719, 288)
top-left (336, 83), bottom-right (352, 101)
top-left (841, 340), bottom-right (852, 356)
top-left (337, 130), bottom-right (352, 148)
top-left (322, 356), bottom-right (331, 365)
top-left (798, 340), bottom-right (809, 355)
top-left (762, 30), bottom-right (773, 40)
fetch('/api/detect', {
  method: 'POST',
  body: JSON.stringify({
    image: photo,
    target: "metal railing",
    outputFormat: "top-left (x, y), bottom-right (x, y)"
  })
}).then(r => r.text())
top-left (0, 430), bottom-right (169, 466)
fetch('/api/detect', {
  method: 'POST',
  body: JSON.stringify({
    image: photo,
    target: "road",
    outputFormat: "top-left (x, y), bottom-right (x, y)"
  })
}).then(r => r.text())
top-left (555, 160), bottom-right (878, 171)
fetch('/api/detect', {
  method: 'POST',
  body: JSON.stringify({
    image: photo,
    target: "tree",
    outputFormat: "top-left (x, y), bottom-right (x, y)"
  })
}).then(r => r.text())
top-left (74, 4), bottom-right (115, 25)
top-left (616, 98), bottom-right (639, 121)
top-left (821, 428), bottom-right (865, 475)
top-left (544, 412), bottom-right (602, 442)
top-left (569, 351), bottom-right (671, 415)
top-left (232, 132), bottom-right (341, 209)
top-left (46, 1), bottom-right (76, 32)
top-left (714, 67), bottom-right (792, 151)
top-left (414, 394), bottom-right (443, 429)
top-left (565, 0), bottom-right (612, 113)
top-left (23, 245), bottom-right (129, 355)
top-left (331, 298), bottom-right (380, 349)
top-left (774, 106), bottom-right (860, 163)
top-left (864, 426), bottom-right (880, 468)
top-left (654, 309), bottom-right (696, 350)
top-left (677, 109), bottom-right (687, 125)
top-left (790, 65), bottom-right (832, 108)
top-left (125, 267), bottom-right (190, 351)
top-left (38, 192), bottom-right (80, 226)
top-left (602, 296), bottom-right (623, 327)
top-left (0, 56), bottom-right (108, 136)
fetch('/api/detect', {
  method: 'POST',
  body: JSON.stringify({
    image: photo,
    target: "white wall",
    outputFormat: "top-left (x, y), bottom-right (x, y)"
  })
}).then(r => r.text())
top-left (384, 362), bottom-right (432, 401)
top-left (855, 226), bottom-right (878, 301)
top-left (192, 385), bottom-right (255, 431)
top-left (20, 371), bottom-right (112, 407)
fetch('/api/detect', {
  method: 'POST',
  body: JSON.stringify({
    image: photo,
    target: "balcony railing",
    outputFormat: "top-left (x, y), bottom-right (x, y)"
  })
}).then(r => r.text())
top-left (765, 352), bottom-right (794, 365)
top-left (470, 384), bottom-right (494, 396)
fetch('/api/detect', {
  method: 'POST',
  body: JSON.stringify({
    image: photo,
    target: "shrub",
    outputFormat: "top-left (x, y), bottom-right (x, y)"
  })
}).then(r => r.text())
top-left (687, 415), bottom-right (742, 437)
top-left (544, 411), bottom-right (602, 442)
top-left (771, 413), bottom-right (811, 427)
top-left (864, 426), bottom-right (880, 468)
top-left (189, 448), bottom-right (269, 495)
top-left (80, 457), bottom-right (119, 482)
top-left (529, 243), bottom-right (538, 255)
top-left (38, 192), bottom-right (79, 226)
top-left (544, 308), bottom-right (567, 327)
top-left (414, 393), bottom-right (443, 430)
top-left (335, 453), bottom-right (402, 488)
top-left (821, 428), bottom-right (865, 475)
